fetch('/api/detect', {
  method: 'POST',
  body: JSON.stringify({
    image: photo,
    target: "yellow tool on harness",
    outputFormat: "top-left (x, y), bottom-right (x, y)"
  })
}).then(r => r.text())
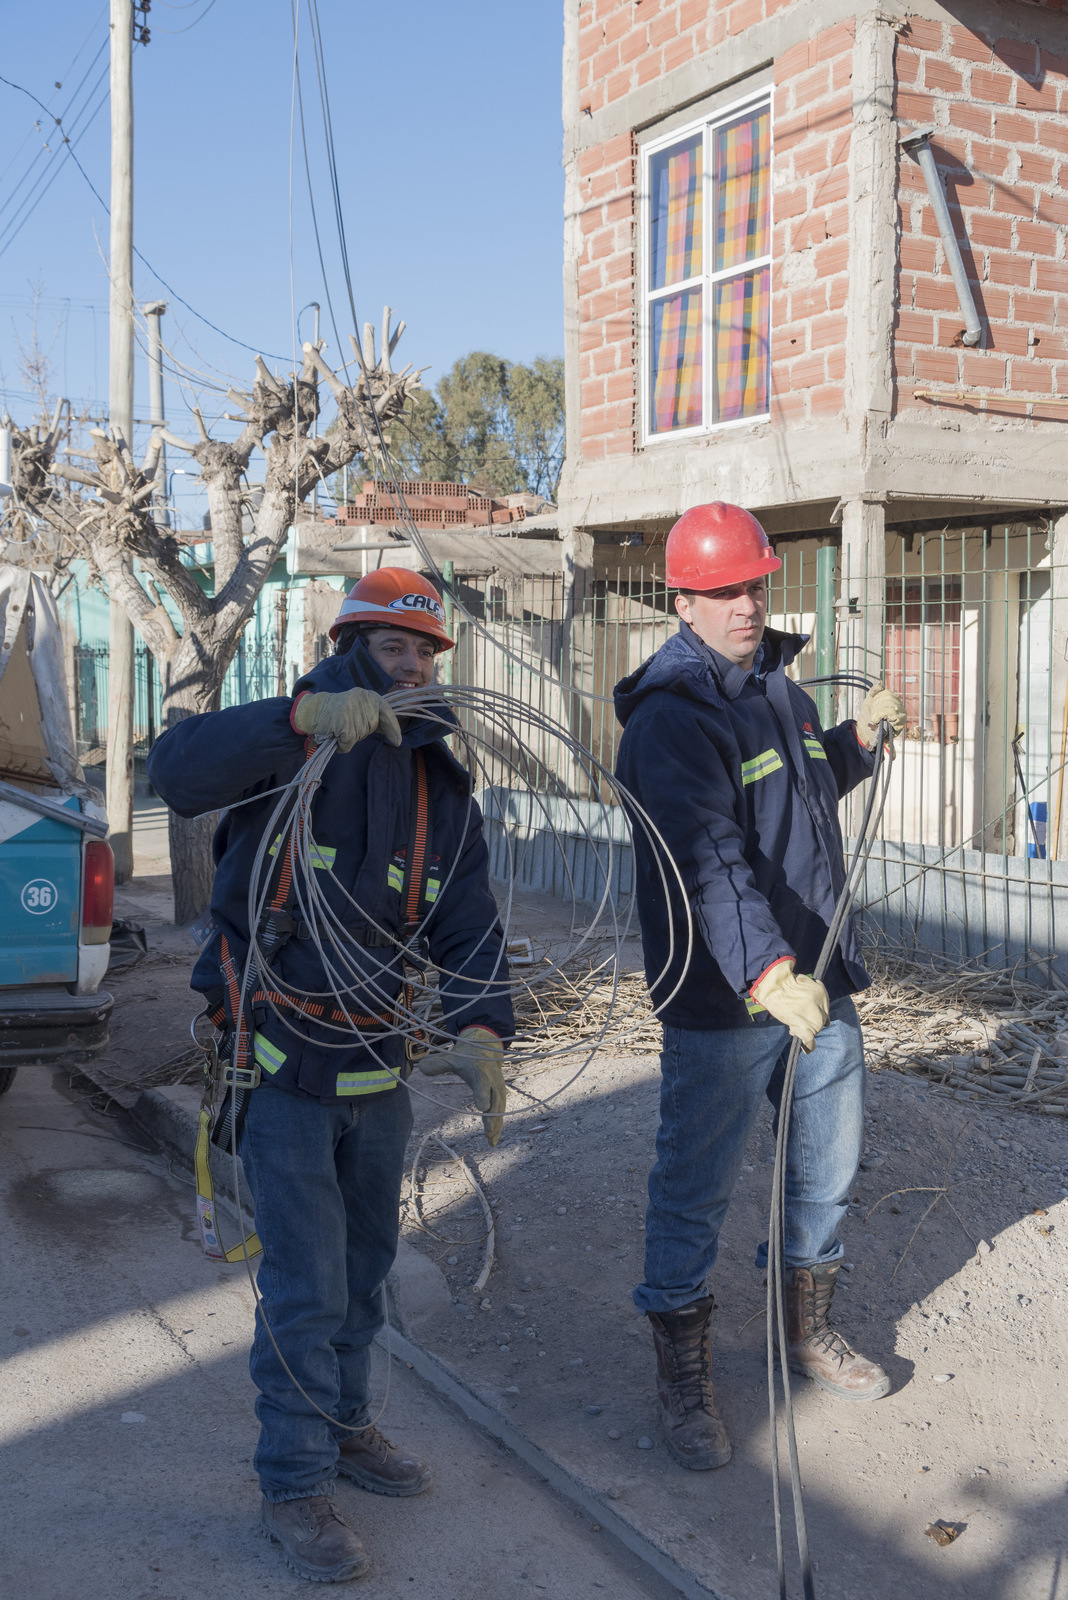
top-left (194, 1034), bottom-right (263, 1263)
top-left (195, 1102), bottom-right (262, 1263)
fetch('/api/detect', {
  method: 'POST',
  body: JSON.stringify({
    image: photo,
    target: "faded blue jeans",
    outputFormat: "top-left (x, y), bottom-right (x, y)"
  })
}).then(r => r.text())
top-left (238, 1079), bottom-right (413, 1500)
top-left (635, 996), bottom-right (865, 1315)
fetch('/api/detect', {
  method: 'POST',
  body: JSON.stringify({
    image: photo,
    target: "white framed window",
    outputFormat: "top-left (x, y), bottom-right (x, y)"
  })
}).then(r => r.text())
top-left (640, 90), bottom-right (772, 443)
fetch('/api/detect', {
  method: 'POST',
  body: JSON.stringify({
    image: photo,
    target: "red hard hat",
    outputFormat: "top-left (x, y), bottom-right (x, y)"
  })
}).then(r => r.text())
top-left (329, 568), bottom-right (455, 650)
top-left (664, 503), bottom-right (781, 590)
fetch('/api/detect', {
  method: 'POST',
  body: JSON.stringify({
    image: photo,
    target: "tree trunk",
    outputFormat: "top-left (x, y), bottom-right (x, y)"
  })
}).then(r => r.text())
top-left (161, 637), bottom-right (229, 926)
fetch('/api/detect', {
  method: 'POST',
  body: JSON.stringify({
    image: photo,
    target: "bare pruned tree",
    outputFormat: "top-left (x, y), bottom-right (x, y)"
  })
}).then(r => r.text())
top-left (9, 311), bottom-right (422, 921)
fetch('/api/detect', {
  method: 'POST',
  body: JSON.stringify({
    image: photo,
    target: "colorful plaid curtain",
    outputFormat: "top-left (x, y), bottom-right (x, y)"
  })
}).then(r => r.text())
top-left (714, 108), bottom-right (770, 273)
top-left (650, 134), bottom-right (703, 290)
top-left (651, 289), bottom-right (703, 432)
top-left (713, 268), bottom-right (769, 422)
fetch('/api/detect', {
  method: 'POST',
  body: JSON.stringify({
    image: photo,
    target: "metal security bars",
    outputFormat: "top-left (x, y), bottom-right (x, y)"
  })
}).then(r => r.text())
top-left (443, 541), bottom-right (1066, 984)
top-left (70, 539), bottom-right (1068, 983)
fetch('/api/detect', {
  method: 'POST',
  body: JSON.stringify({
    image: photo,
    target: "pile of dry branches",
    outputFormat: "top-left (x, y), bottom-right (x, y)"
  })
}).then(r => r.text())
top-left (508, 954), bottom-right (660, 1060)
top-left (855, 942), bottom-right (1068, 1117)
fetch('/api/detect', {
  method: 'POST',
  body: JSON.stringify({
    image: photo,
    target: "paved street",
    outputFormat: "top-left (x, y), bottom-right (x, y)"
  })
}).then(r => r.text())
top-left (0, 1065), bottom-right (668, 1600)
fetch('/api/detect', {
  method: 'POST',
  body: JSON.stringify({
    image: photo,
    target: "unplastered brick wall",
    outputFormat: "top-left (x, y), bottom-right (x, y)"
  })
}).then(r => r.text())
top-left (769, 21), bottom-right (854, 425)
top-left (576, 130), bottom-right (638, 464)
top-left (577, 0), bottom-right (759, 116)
top-left (894, 17), bottom-right (1068, 423)
top-left (574, 11), bottom-right (856, 461)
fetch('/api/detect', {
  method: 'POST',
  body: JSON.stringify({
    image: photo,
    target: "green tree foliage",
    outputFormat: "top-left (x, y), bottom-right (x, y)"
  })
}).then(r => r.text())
top-left (339, 351), bottom-right (565, 502)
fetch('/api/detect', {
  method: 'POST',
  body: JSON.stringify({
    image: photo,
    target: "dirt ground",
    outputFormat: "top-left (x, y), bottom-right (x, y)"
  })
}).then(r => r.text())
top-left (91, 879), bottom-right (1068, 1600)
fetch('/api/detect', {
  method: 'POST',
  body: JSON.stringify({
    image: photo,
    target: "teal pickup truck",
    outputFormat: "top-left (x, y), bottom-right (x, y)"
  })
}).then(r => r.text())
top-left (0, 566), bottom-right (113, 1095)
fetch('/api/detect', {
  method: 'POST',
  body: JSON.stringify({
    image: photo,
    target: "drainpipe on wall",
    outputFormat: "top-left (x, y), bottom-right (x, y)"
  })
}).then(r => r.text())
top-left (900, 127), bottom-right (982, 347)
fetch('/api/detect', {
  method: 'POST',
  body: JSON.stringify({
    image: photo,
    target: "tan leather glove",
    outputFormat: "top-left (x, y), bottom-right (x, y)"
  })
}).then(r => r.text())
top-left (855, 683), bottom-right (906, 749)
top-left (293, 688), bottom-right (402, 752)
top-left (750, 959), bottom-right (830, 1052)
top-left (417, 1025), bottom-right (507, 1147)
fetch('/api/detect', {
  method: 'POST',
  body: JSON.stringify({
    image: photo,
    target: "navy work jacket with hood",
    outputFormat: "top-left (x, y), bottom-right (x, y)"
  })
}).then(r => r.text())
top-left (147, 640), bottom-right (513, 1101)
top-left (613, 622), bottom-right (875, 1032)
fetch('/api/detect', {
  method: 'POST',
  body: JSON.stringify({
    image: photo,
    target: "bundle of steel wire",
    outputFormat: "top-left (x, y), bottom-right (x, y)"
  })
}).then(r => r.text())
top-left (235, 679), bottom-right (693, 1116)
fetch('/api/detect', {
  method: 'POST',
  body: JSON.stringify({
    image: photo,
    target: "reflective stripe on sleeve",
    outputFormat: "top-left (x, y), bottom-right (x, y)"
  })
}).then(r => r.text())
top-left (253, 1032), bottom-right (286, 1075)
top-left (335, 1069), bottom-right (400, 1096)
top-left (740, 748), bottom-right (783, 786)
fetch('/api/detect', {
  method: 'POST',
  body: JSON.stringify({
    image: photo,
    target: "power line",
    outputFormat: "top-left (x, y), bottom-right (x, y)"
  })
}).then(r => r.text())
top-left (0, 66), bottom-right (110, 260)
top-left (0, 66), bottom-right (291, 364)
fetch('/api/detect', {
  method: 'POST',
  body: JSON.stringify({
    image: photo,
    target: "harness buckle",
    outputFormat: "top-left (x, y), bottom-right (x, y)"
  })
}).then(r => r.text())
top-left (222, 1058), bottom-right (262, 1090)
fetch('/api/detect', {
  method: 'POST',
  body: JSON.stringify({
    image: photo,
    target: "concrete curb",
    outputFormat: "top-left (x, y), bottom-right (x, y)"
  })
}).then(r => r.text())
top-left (124, 1080), bottom-right (722, 1600)
top-left (375, 1324), bottom-right (725, 1600)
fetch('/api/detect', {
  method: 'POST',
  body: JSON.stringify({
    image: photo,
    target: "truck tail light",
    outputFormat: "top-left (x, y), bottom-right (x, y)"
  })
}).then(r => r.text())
top-left (82, 839), bottom-right (115, 945)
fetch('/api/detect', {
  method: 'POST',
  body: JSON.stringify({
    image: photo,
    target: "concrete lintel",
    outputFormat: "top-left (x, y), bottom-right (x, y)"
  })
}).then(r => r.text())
top-left (563, 408), bottom-right (1068, 532)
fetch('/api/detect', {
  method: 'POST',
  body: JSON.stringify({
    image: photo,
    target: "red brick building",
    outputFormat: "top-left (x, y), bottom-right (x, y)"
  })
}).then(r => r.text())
top-left (559, 0), bottom-right (1068, 876)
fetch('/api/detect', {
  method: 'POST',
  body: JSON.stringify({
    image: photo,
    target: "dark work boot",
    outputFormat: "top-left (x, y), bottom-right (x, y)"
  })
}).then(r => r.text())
top-left (260, 1494), bottom-right (371, 1582)
top-left (783, 1262), bottom-right (891, 1401)
top-left (335, 1424), bottom-right (432, 1497)
top-left (646, 1295), bottom-right (732, 1470)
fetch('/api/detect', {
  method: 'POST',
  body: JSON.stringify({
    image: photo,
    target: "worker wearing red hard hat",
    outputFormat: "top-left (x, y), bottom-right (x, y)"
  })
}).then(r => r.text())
top-left (614, 504), bottom-right (904, 1472)
top-left (148, 568), bottom-right (512, 1582)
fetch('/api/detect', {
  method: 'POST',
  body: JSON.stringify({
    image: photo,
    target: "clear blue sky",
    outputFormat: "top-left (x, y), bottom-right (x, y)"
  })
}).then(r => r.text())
top-left (0, 1), bottom-right (564, 524)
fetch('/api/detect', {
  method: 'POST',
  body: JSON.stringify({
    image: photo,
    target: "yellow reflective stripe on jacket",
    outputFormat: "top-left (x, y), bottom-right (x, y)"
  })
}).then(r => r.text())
top-left (745, 996), bottom-right (766, 1016)
top-left (335, 1069), bottom-right (399, 1096)
top-left (741, 748), bottom-right (783, 786)
top-left (803, 737), bottom-right (828, 762)
top-left (425, 876), bottom-right (440, 904)
top-left (268, 835), bottom-right (336, 870)
top-left (253, 1032), bottom-right (286, 1075)
top-left (387, 862), bottom-right (404, 892)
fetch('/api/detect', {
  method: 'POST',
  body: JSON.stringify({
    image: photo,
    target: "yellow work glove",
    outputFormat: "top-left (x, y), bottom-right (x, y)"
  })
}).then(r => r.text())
top-left (750, 959), bottom-right (830, 1053)
top-left (417, 1025), bottom-right (507, 1147)
top-left (293, 688), bottom-right (402, 752)
top-left (855, 683), bottom-right (906, 749)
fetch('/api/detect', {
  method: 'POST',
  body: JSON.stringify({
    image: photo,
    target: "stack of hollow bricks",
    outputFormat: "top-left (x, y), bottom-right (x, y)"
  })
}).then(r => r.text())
top-left (574, 0), bottom-right (1068, 464)
top-left (336, 481), bottom-right (524, 528)
top-left (895, 14), bottom-right (1068, 422)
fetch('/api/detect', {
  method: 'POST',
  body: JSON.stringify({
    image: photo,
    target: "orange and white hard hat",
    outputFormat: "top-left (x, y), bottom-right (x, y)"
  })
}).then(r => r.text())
top-left (665, 503), bottom-right (781, 590)
top-left (329, 568), bottom-right (454, 650)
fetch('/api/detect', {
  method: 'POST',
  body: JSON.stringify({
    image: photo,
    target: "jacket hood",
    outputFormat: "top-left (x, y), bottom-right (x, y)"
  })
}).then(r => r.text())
top-left (295, 639), bottom-right (457, 748)
top-left (613, 623), bottom-right (807, 726)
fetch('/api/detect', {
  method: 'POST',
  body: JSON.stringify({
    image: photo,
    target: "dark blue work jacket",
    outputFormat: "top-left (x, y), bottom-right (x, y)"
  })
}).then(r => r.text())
top-left (147, 641), bottom-right (513, 1100)
top-left (613, 623), bottom-right (874, 1031)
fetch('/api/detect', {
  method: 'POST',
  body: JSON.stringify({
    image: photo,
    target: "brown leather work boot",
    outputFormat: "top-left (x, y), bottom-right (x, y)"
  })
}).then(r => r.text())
top-left (335, 1423), bottom-right (432, 1497)
top-left (783, 1262), bottom-right (891, 1401)
top-left (260, 1494), bottom-right (371, 1583)
top-left (646, 1295), bottom-right (732, 1470)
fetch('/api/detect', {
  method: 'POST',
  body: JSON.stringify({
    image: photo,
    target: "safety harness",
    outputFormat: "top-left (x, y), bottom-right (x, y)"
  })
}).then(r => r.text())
top-left (193, 749), bottom-right (434, 1263)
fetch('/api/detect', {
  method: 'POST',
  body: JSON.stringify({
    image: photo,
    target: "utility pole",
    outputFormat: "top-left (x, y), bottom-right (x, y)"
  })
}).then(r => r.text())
top-left (310, 301), bottom-right (320, 518)
top-left (144, 300), bottom-right (167, 525)
top-left (106, 0), bottom-right (136, 884)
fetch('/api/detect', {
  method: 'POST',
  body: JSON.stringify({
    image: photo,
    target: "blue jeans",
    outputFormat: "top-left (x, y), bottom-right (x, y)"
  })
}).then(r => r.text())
top-left (635, 997), bottom-right (865, 1315)
top-left (237, 1080), bottom-right (413, 1500)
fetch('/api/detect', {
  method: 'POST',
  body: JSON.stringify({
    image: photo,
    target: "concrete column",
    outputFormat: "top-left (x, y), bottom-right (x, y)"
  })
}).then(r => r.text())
top-left (843, 7), bottom-right (897, 463)
top-left (1047, 511), bottom-right (1068, 859)
top-left (838, 497), bottom-right (887, 713)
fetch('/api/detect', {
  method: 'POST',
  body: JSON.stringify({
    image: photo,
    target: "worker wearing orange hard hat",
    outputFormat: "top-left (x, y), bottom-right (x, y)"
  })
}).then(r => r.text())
top-left (148, 568), bottom-right (511, 1582)
top-left (614, 504), bottom-right (904, 1472)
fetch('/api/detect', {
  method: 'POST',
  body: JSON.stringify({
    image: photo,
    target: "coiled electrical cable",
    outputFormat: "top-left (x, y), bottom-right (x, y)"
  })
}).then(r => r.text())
top-left (210, 676), bottom-right (696, 1439)
top-left (766, 718), bottom-right (896, 1600)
